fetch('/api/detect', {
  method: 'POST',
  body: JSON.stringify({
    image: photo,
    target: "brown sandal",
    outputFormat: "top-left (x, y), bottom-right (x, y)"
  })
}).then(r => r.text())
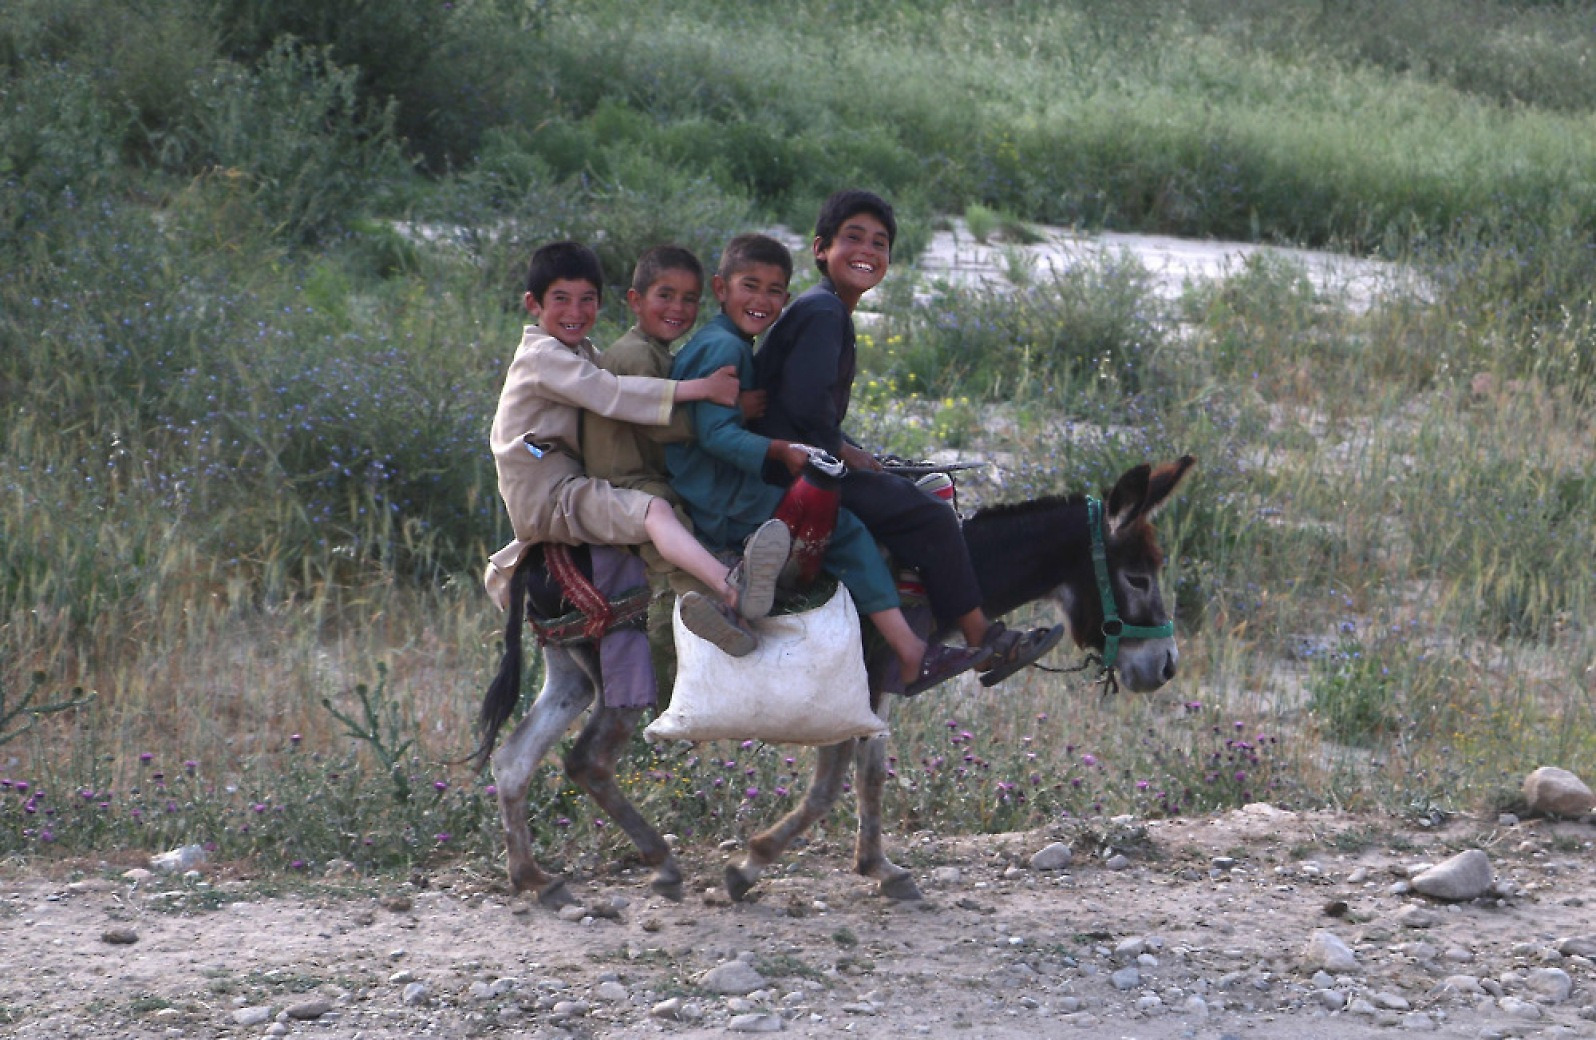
top-left (903, 642), bottom-right (992, 697)
top-left (977, 622), bottom-right (1065, 687)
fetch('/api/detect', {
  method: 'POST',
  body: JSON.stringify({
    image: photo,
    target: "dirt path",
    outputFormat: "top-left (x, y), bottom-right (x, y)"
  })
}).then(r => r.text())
top-left (5, 807), bottom-right (1595, 1039)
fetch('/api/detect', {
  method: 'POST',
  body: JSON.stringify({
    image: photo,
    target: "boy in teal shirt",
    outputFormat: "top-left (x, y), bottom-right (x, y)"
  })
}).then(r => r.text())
top-left (667, 234), bottom-right (986, 695)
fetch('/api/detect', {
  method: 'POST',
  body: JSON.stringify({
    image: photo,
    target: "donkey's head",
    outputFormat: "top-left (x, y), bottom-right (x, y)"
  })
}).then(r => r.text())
top-left (1057, 455), bottom-right (1195, 693)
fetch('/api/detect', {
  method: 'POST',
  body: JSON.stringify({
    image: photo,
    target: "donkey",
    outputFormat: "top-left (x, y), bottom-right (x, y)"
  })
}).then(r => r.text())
top-left (475, 455), bottom-right (1194, 907)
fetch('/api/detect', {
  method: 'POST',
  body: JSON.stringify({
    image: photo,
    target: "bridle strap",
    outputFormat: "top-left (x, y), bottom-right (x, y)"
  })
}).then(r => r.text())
top-left (1086, 496), bottom-right (1174, 673)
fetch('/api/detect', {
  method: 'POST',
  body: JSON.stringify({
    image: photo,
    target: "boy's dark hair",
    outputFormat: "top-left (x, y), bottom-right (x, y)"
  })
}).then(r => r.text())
top-left (526, 241), bottom-right (604, 302)
top-left (813, 189), bottom-right (897, 275)
top-left (716, 233), bottom-right (793, 284)
top-left (631, 245), bottom-right (704, 295)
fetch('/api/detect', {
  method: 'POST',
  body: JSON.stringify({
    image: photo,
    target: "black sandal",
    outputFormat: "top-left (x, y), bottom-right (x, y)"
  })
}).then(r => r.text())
top-left (977, 622), bottom-right (1065, 687)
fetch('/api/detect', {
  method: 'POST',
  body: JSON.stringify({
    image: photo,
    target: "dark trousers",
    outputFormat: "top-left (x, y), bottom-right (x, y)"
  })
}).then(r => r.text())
top-left (840, 468), bottom-right (983, 629)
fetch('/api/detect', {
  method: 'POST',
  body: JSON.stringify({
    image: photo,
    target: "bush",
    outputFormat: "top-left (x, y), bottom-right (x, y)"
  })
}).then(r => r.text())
top-left (181, 40), bottom-right (406, 245)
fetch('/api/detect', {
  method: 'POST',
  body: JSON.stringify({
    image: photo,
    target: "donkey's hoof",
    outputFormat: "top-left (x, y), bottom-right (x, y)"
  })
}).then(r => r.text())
top-left (537, 878), bottom-right (579, 910)
top-left (724, 864), bottom-right (757, 903)
top-left (879, 873), bottom-right (923, 902)
top-left (650, 876), bottom-right (684, 903)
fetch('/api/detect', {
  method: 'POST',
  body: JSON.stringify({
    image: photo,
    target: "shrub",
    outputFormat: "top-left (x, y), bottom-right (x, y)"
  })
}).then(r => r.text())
top-left (184, 39), bottom-right (407, 245)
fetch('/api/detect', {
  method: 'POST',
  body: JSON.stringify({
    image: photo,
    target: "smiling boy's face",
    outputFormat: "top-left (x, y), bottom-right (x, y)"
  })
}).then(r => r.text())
top-left (713, 262), bottom-right (789, 339)
top-left (627, 268), bottom-right (702, 345)
top-left (525, 277), bottom-right (600, 347)
top-left (815, 211), bottom-right (891, 306)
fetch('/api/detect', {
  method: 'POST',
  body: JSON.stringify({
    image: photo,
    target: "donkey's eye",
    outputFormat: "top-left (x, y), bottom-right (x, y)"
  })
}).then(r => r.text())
top-left (1126, 574), bottom-right (1152, 594)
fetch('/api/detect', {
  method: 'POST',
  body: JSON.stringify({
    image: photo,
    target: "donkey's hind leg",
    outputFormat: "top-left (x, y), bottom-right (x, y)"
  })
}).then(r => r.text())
top-left (725, 740), bottom-right (853, 902)
top-left (853, 729), bottom-right (920, 901)
top-left (492, 644), bottom-right (595, 907)
top-left (563, 703), bottom-right (684, 901)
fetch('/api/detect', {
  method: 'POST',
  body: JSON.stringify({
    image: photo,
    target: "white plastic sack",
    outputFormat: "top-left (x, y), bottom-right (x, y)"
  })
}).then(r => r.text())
top-left (645, 584), bottom-right (887, 746)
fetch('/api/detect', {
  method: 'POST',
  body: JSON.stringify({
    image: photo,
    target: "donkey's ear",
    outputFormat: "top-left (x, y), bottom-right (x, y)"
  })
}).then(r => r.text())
top-left (1106, 455), bottom-right (1196, 533)
top-left (1143, 455), bottom-right (1196, 521)
top-left (1104, 463), bottom-right (1151, 535)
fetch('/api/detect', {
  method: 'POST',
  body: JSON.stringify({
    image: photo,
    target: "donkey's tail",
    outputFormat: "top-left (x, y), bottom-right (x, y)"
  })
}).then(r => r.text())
top-left (470, 563), bottom-right (533, 773)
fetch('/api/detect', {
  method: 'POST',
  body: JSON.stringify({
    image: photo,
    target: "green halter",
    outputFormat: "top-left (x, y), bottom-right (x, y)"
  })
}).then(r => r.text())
top-left (1087, 496), bottom-right (1175, 669)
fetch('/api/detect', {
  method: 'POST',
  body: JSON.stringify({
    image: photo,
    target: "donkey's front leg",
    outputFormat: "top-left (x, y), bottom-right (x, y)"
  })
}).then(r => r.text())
top-left (852, 731), bottom-right (920, 900)
top-left (563, 704), bottom-right (684, 901)
top-left (725, 741), bottom-right (853, 902)
top-left (491, 646), bottom-right (594, 907)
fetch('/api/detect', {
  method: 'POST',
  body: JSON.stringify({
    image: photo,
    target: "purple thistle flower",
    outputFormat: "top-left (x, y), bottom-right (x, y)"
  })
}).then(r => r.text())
top-left (744, 787), bottom-right (760, 800)
top-left (139, 752), bottom-right (153, 763)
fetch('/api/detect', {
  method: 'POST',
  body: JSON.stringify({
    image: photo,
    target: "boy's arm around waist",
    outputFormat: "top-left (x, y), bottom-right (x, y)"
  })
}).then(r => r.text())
top-left (513, 338), bottom-right (676, 430)
top-left (595, 341), bottom-right (693, 444)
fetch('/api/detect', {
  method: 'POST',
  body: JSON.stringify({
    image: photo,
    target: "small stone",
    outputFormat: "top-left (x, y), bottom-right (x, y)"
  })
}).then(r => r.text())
top-left (1523, 766), bottom-right (1596, 817)
top-left (1302, 930), bottom-right (1360, 973)
top-left (557, 904), bottom-right (586, 922)
top-left (551, 999), bottom-right (589, 1017)
top-left (1410, 850), bottom-right (1494, 902)
top-left (1346, 866), bottom-right (1370, 884)
top-left (1402, 1012), bottom-right (1439, 1031)
top-left (1526, 967), bottom-right (1573, 1004)
top-left (1110, 966), bottom-right (1141, 991)
top-left (1317, 989), bottom-right (1347, 1010)
top-left (1499, 996), bottom-right (1543, 1020)
top-left (1029, 842), bottom-right (1073, 871)
top-left (1182, 995), bottom-right (1209, 1020)
top-left (1373, 992), bottom-right (1412, 1011)
top-left (702, 887), bottom-right (733, 906)
top-left (1435, 975), bottom-right (1484, 997)
top-left (1113, 936), bottom-right (1146, 962)
top-left (400, 982), bottom-right (429, 1006)
top-left (231, 1007), bottom-right (273, 1026)
top-left (1105, 854), bottom-right (1130, 871)
top-left (1557, 936), bottom-right (1596, 958)
top-left (101, 927), bottom-right (139, 945)
top-left (150, 844), bottom-right (206, 873)
top-left (651, 997), bottom-right (682, 1020)
top-left (122, 867), bottom-right (153, 882)
top-left (379, 895), bottom-right (412, 913)
top-left (700, 960), bottom-right (767, 995)
top-left (931, 866), bottom-right (963, 884)
top-left (727, 1012), bottom-right (784, 1032)
top-left (284, 999), bottom-right (333, 1020)
top-left (1498, 813), bottom-right (1520, 827)
top-left (1396, 905), bottom-right (1440, 928)
top-left (594, 980), bottom-right (628, 1001)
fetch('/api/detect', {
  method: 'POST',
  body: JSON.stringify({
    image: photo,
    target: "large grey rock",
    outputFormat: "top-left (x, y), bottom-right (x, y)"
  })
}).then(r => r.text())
top-left (1302, 930), bottom-right (1360, 973)
top-left (1410, 849), bottom-right (1493, 901)
top-left (1523, 767), bottom-right (1595, 817)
